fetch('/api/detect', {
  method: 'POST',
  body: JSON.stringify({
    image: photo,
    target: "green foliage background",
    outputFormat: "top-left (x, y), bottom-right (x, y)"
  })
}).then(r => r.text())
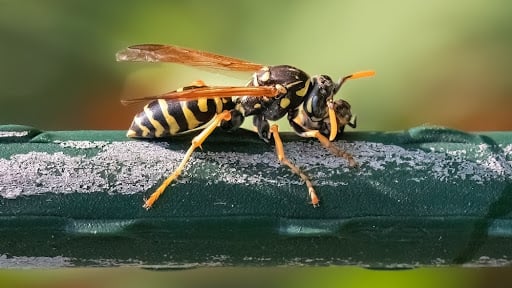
top-left (1, 0), bottom-right (511, 286)
top-left (1, 0), bottom-right (511, 132)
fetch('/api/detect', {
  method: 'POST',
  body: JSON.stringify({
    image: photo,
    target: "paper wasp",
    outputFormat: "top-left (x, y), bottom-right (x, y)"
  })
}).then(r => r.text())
top-left (116, 44), bottom-right (374, 209)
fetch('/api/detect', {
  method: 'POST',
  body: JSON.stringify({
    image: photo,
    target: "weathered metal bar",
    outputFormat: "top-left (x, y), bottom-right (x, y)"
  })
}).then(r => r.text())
top-left (0, 124), bottom-right (511, 268)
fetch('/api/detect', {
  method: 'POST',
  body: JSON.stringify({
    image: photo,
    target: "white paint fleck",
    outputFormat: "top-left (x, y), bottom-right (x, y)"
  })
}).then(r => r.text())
top-left (0, 139), bottom-right (511, 199)
top-left (0, 255), bottom-right (72, 268)
top-left (462, 256), bottom-right (512, 267)
top-left (58, 140), bottom-right (109, 149)
top-left (0, 131), bottom-right (29, 138)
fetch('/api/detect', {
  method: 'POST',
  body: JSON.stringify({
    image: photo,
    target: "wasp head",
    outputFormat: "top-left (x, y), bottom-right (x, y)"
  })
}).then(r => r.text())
top-left (304, 74), bottom-right (351, 140)
top-left (305, 75), bottom-right (337, 120)
top-left (311, 71), bottom-right (373, 140)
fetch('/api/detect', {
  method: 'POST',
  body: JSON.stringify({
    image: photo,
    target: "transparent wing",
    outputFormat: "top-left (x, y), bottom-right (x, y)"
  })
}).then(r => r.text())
top-left (116, 44), bottom-right (264, 72)
top-left (121, 85), bottom-right (279, 105)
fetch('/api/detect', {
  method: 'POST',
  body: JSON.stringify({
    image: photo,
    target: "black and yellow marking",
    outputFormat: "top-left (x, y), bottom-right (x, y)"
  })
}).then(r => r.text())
top-left (127, 80), bottom-right (237, 138)
top-left (295, 79), bottom-right (310, 97)
top-left (127, 96), bottom-right (234, 138)
top-left (279, 98), bottom-right (291, 109)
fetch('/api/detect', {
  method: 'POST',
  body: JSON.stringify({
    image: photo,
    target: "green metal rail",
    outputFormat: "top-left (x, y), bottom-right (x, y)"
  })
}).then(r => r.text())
top-left (0, 124), bottom-right (511, 268)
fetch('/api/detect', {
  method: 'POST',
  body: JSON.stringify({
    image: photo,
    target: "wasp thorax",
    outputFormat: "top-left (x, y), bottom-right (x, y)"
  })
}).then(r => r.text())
top-left (240, 65), bottom-right (311, 120)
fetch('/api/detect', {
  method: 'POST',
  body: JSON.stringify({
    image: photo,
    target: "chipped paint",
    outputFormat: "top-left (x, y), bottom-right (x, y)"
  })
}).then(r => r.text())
top-left (0, 131), bottom-right (29, 138)
top-left (58, 140), bottom-right (109, 149)
top-left (0, 255), bottom-right (72, 268)
top-left (0, 139), bottom-right (511, 199)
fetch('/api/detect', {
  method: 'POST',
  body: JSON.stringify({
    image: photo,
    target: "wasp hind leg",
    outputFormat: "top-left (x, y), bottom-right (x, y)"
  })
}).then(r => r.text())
top-left (143, 110), bottom-right (232, 209)
top-left (269, 124), bottom-right (320, 207)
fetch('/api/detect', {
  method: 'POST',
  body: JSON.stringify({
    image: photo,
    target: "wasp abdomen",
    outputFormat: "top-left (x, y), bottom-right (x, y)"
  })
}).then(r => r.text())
top-left (127, 98), bottom-right (226, 138)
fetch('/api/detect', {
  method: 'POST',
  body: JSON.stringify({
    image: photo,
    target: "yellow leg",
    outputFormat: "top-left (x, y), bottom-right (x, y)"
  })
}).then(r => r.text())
top-left (269, 124), bottom-right (320, 207)
top-left (143, 110), bottom-right (232, 209)
top-left (301, 130), bottom-right (357, 167)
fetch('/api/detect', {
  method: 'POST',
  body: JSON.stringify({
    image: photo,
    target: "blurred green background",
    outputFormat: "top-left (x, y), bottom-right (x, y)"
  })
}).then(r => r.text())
top-left (1, 0), bottom-right (511, 287)
top-left (1, 0), bottom-right (511, 132)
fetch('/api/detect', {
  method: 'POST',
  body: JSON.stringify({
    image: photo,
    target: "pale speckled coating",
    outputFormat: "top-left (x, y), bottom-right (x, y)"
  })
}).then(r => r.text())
top-left (1, 138), bottom-right (510, 199)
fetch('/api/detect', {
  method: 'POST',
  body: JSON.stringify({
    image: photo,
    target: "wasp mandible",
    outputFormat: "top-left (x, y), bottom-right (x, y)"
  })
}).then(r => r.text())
top-left (116, 44), bottom-right (375, 209)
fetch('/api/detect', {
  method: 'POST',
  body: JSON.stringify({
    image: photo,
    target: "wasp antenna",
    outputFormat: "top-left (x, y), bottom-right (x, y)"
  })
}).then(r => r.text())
top-left (348, 70), bottom-right (376, 80)
top-left (334, 70), bottom-right (375, 94)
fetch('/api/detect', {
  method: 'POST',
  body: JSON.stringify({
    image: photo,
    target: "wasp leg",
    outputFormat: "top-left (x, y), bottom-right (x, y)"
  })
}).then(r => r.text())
top-left (143, 110), bottom-right (232, 209)
top-left (288, 114), bottom-right (357, 167)
top-left (348, 115), bottom-right (357, 129)
top-left (269, 124), bottom-right (319, 207)
top-left (253, 114), bottom-right (271, 143)
top-left (301, 130), bottom-right (357, 167)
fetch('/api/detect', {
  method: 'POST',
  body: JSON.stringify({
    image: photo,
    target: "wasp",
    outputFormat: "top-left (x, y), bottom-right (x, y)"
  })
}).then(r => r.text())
top-left (116, 44), bottom-right (374, 209)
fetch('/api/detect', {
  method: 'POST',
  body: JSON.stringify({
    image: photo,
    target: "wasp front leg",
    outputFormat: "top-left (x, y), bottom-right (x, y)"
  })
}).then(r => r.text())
top-left (288, 111), bottom-right (357, 167)
top-left (268, 124), bottom-right (320, 207)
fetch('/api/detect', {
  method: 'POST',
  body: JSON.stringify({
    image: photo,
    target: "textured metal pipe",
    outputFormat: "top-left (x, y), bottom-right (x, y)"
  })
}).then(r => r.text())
top-left (0, 125), bottom-right (511, 268)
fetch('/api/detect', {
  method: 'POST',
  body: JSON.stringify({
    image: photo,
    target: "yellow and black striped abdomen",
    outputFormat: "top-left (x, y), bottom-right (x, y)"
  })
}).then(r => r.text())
top-left (127, 98), bottom-right (225, 138)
